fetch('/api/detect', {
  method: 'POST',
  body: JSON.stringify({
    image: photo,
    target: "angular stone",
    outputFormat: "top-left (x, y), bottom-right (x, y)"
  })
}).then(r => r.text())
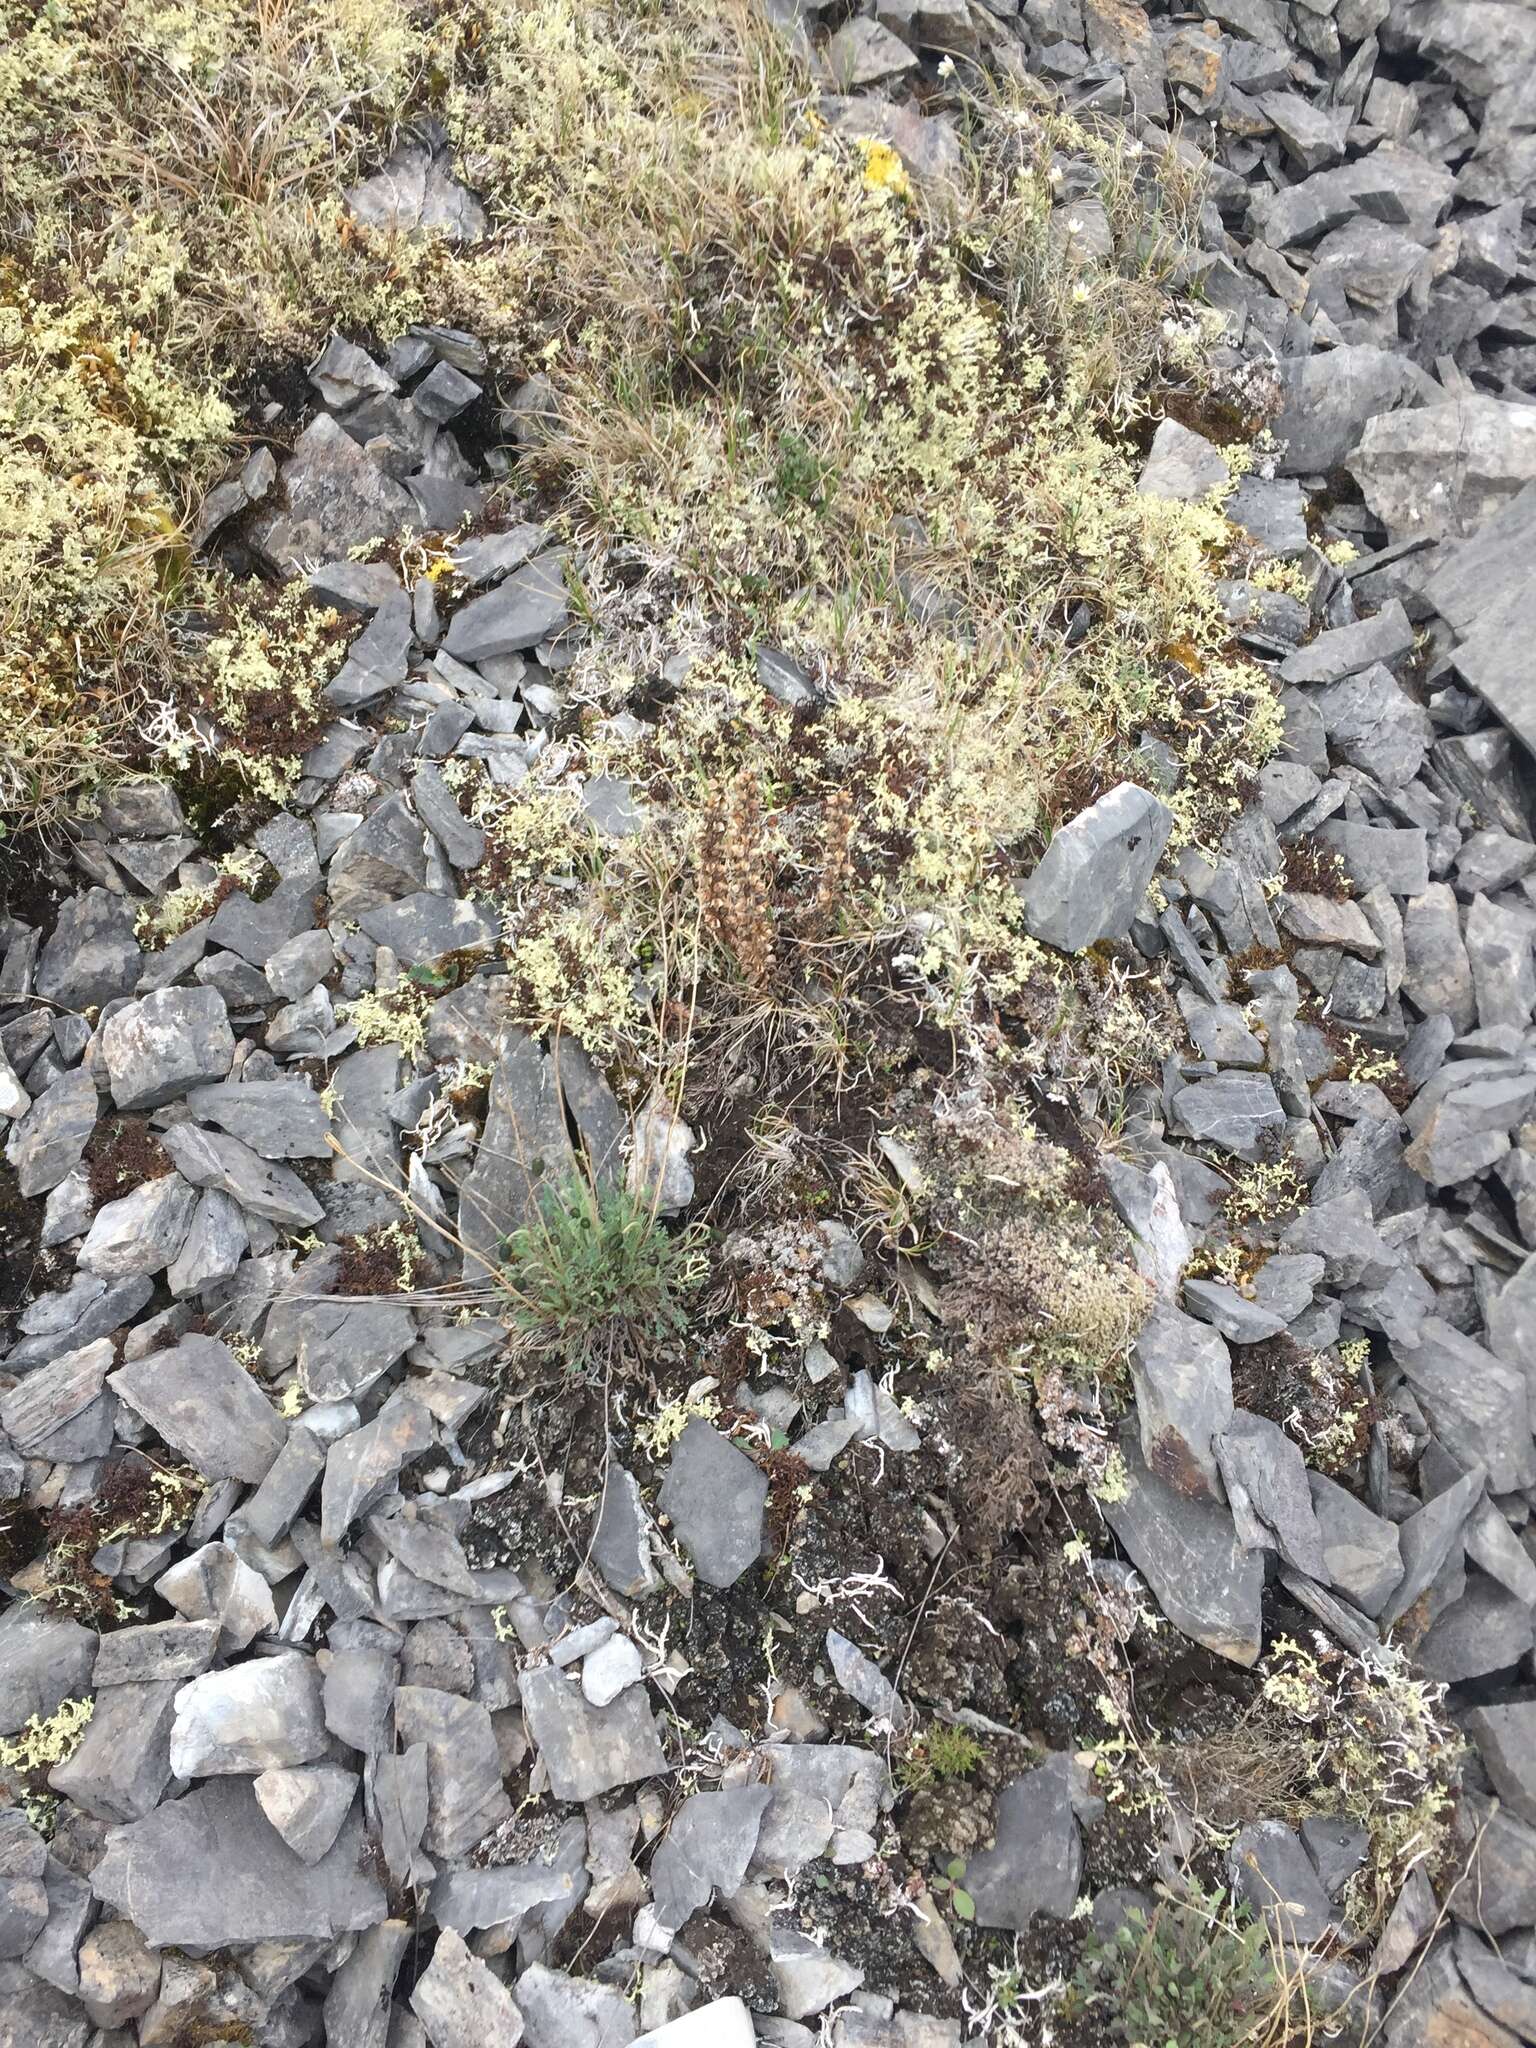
top-left (76, 1171), bottom-right (198, 1279)
top-left (443, 554), bottom-right (570, 662)
top-left (5, 1067), bottom-right (97, 1197)
top-left (1216, 1411), bottom-right (1328, 1579)
top-left (321, 1395), bottom-right (435, 1544)
top-left (157, 1120), bottom-right (325, 1229)
top-left (1170, 1073), bottom-right (1285, 1159)
top-left (0, 1608), bottom-right (97, 1734)
top-left (0, 1338), bottom-right (114, 1454)
top-left (253, 1763), bottom-right (356, 1864)
top-left (1130, 1304), bottom-right (1231, 1501)
top-left (410, 1928), bottom-right (523, 2048)
top-left (412, 766), bottom-right (486, 871)
top-left (1101, 1438), bottom-right (1264, 1666)
top-left (591, 1465), bottom-right (661, 1600)
top-left (1382, 1932), bottom-right (1520, 2046)
top-left (345, 138), bottom-right (486, 241)
top-left (76, 1918), bottom-right (160, 2029)
top-left (1351, 396), bottom-right (1536, 542)
top-left (1273, 345), bottom-right (1427, 475)
top-left (1307, 1474), bottom-right (1401, 1618)
top-left (431, 1861), bottom-right (576, 1937)
top-left (1279, 602), bottom-right (1414, 686)
top-left (452, 1031), bottom-right (573, 1280)
top-left (1418, 1578), bottom-right (1534, 1683)
top-left (247, 415), bottom-right (417, 571)
top-left (156, 1543), bottom-right (278, 1654)
top-left (170, 1653), bottom-right (328, 1777)
top-left (1455, 1928), bottom-right (1536, 2040)
top-left (649, 1786), bottom-right (771, 1936)
top-left (1300, 1815), bottom-right (1368, 1899)
top-left (582, 1632), bottom-right (643, 1707)
top-left (766, 1926), bottom-right (864, 2023)
top-left (49, 1680), bottom-right (179, 1823)
top-left (1397, 1320), bottom-right (1535, 1496)
top-left (1405, 1071), bottom-right (1536, 1186)
top-left (1381, 1465), bottom-right (1485, 1632)
top-left (35, 890), bottom-right (142, 1012)
top-left (185, 1078), bottom-right (333, 1159)
top-left (0, 1811), bottom-right (46, 1961)
top-left (93, 1619), bottom-right (219, 1687)
top-left (949, 1751), bottom-right (1081, 1934)
top-left (100, 988), bottom-right (234, 1110)
top-left (90, 1777), bottom-right (385, 1948)
top-left (1022, 783), bottom-right (1174, 952)
top-left (1401, 885), bottom-right (1475, 1030)
top-left (323, 1917), bottom-right (410, 2048)
top-left (166, 1187), bottom-right (249, 1296)
top-left (752, 1743), bottom-right (887, 1873)
top-left (657, 1420), bottom-right (767, 1589)
top-left (1466, 894), bottom-right (1536, 1033)
top-left (357, 891), bottom-right (499, 971)
top-left (519, 1664), bottom-right (666, 1804)
top-left (327, 796), bottom-right (428, 918)
top-left (393, 1686), bottom-right (511, 1859)
top-left (1137, 420), bottom-right (1230, 502)
top-left (1229, 1821), bottom-right (1334, 1944)
top-left (111, 1335), bottom-right (288, 1484)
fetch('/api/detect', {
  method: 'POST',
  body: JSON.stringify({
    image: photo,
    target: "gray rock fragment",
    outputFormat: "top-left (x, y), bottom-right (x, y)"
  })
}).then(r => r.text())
top-left (247, 415), bottom-right (417, 571)
top-left (1350, 396), bottom-right (1536, 541)
top-left (35, 889), bottom-right (142, 1011)
top-left (185, 1078), bottom-right (333, 1159)
top-left (49, 1680), bottom-right (180, 1823)
top-left (110, 1335), bottom-right (288, 1484)
top-left (0, 1338), bottom-right (114, 1455)
top-left (519, 1664), bottom-right (667, 1803)
top-left (77, 1170), bottom-right (198, 1279)
top-left (323, 1918), bottom-right (410, 2048)
top-left (591, 1466), bottom-right (662, 1599)
top-left (1021, 783), bottom-right (1174, 952)
top-left (1229, 1821), bottom-right (1335, 1945)
top-left (90, 1777), bottom-right (385, 1948)
top-left (5, 1068), bottom-right (97, 1197)
top-left (752, 1743), bottom-right (889, 1873)
top-left (100, 988), bottom-right (234, 1110)
top-left (1129, 1304), bottom-right (1232, 1501)
top-left (649, 1786), bottom-right (771, 1936)
top-left (657, 1420), bottom-right (767, 1588)
top-left (0, 1610), bottom-right (96, 1734)
top-left (393, 1685), bottom-right (512, 1858)
top-left (516, 1961), bottom-right (639, 2046)
top-left (962, 1754), bottom-right (1081, 1931)
top-left (253, 1764), bottom-right (356, 1865)
top-left (1101, 1439), bottom-right (1264, 1666)
top-left (1169, 1073), bottom-right (1286, 1159)
top-left (170, 1653), bottom-right (328, 1777)
top-left (157, 1120), bottom-right (325, 1228)
top-left (443, 554), bottom-right (570, 662)
top-left (1307, 1474), bottom-right (1402, 1618)
top-left (1137, 420), bottom-right (1230, 501)
top-left (411, 1929), bottom-right (524, 2048)
top-left (1216, 1411), bottom-right (1329, 1580)
top-left (1397, 1321), bottom-right (1534, 1495)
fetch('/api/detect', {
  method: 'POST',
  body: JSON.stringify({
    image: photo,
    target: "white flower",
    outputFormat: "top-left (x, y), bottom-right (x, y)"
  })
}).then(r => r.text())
top-left (937, 54), bottom-right (955, 77)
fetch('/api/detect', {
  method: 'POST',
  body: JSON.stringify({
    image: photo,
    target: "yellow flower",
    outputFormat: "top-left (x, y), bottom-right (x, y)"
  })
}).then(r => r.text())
top-left (858, 137), bottom-right (911, 200)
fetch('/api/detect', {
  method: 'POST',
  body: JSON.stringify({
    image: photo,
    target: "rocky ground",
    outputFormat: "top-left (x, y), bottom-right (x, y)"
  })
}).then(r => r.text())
top-left (3, 1), bottom-right (1536, 2044)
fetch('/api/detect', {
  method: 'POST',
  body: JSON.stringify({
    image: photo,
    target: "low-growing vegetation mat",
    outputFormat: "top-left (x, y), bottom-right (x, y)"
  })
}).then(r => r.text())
top-left (1, 2), bottom-right (1535, 2045)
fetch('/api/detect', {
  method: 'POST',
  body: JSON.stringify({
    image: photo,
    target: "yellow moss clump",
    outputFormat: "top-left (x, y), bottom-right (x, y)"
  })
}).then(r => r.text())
top-left (0, 1695), bottom-right (94, 1776)
top-left (345, 984), bottom-right (433, 1064)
